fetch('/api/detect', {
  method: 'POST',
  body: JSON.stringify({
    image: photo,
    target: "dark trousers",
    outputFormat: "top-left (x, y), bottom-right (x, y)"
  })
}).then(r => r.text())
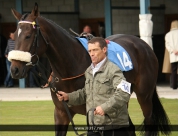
top-left (103, 127), bottom-right (129, 136)
top-left (29, 66), bottom-right (37, 87)
top-left (171, 62), bottom-right (178, 89)
top-left (4, 59), bottom-right (13, 86)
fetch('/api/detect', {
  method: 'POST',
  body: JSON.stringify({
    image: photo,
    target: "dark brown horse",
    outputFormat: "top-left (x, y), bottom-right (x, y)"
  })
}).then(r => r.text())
top-left (10, 3), bottom-right (170, 136)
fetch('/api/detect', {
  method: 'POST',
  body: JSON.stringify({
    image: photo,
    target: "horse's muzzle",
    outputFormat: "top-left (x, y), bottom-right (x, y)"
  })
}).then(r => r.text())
top-left (10, 61), bottom-right (28, 79)
top-left (11, 66), bottom-right (20, 78)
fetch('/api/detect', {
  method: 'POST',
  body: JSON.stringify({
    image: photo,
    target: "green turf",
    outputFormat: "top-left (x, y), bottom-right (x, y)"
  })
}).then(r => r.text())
top-left (0, 98), bottom-right (177, 136)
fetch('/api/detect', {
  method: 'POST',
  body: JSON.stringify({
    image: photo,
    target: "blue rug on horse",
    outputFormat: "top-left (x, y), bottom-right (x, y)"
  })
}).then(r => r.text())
top-left (76, 37), bottom-right (133, 71)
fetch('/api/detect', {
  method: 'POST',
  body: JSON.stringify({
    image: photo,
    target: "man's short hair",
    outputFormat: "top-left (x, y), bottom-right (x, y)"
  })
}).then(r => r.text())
top-left (88, 37), bottom-right (107, 49)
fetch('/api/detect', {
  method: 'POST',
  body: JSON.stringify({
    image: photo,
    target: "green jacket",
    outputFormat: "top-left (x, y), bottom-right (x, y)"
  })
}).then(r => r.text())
top-left (68, 58), bottom-right (130, 128)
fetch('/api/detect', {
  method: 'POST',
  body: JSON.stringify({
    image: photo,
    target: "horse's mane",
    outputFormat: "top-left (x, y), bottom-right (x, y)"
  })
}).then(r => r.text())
top-left (40, 16), bottom-right (75, 39)
top-left (20, 13), bottom-right (76, 39)
top-left (21, 13), bottom-right (29, 20)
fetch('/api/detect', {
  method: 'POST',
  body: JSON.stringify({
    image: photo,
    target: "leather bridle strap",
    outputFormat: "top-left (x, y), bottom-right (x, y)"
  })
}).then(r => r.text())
top-left (62, 100), bottom-right (81, 136)
top-left (61, 73), bottom-right (84, 81)
top-left (87, 108), bottom-right (96, 127)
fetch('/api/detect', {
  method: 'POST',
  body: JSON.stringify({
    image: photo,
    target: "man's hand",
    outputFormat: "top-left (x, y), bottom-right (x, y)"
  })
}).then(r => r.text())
top-left (173, 50), bottom-right (178, 55)
top-left (56, 91), bottom-right (69, 101)
top-left (94, 106), bottom-right (105, 116)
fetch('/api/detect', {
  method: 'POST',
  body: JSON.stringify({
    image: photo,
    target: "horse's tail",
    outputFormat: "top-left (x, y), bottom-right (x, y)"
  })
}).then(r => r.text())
top-left (150, 87), bottom-right (171, 136)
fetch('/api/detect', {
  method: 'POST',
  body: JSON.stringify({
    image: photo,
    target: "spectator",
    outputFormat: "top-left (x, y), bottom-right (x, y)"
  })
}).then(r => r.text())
top-left (165, 20), bottom-right (178, 89)
top-left (82, 25), bottom-right (97, 36)
top-left (4, 33), bottom-right (15, 87)
top-left (82, 25), bottom-right (92, 34)
top-left (80, 25), bottom-right (95, 40)
top-left (28, 66), bottom-right (38, 87)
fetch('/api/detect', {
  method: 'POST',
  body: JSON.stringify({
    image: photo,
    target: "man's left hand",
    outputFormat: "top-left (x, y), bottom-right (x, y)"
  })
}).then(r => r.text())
top-left (94, 106), bottom-right (105, 116)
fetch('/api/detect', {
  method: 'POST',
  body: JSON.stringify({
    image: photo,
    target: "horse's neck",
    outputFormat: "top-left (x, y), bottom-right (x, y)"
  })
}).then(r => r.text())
top-left (46, 37), bottom-right (85, 78)
top-left (39, 17), bottom-right (91, 78)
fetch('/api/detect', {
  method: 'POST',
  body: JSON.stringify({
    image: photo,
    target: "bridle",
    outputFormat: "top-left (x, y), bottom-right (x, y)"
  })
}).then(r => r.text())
top-left (17, 19), bottom-right (60, 91)
top-left (18, 19), bottom-right (49, 66)
top-left (16, 18), bottom-right (84, 85)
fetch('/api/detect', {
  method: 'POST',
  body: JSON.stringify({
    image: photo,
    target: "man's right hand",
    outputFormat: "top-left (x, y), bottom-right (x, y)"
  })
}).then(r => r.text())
top-left (56, 91), bottom-right (69, 101)
top-left (173, 50), bottom-right (178, 55)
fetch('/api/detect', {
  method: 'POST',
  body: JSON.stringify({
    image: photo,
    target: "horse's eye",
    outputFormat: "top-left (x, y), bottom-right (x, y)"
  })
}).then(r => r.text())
top-left (25, 35), bottom-right (31, 39)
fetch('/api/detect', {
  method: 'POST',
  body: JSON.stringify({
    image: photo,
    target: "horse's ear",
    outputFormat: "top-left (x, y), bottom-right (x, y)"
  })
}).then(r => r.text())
top-left (31, 3), bottom-right (40, 17)
top-left (11, 8), bottom-right (22, 21)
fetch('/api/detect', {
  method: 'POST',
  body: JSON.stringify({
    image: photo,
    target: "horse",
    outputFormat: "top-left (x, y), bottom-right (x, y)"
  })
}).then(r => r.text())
top-left (9, 3), bottom-right (171, 136)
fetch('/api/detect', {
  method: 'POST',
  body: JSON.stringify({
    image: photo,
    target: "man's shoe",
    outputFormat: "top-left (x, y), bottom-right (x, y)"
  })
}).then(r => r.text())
top-left (30, 85), bottom-right (37, 87)
top-left (7, 85), bottom-right (14, 87)
top-left (172, 88), bottom-right (177, 90)
top-left (4, 84), bottom-right (8, 87)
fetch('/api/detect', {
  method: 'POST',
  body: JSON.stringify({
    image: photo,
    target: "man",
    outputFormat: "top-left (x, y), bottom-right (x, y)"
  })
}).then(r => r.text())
top-left (83, 25), bottom-right (92, 34)
top-left (57, 37), bottom-right (130, 136)
top-left (4, 33), bottom-right (15, 87)
top-left (80, 25), bottom-right (94, 40)
top-left (165, 20), bottom-right (178, 90)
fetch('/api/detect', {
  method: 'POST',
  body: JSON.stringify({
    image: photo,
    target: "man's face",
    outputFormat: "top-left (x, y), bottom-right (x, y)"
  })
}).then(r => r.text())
top-left (10, 33), bottom-right (14, 40)
top-left (83, 26), bottom-right (91, 33)
top-left (88, 42), bottom-right (107, 66)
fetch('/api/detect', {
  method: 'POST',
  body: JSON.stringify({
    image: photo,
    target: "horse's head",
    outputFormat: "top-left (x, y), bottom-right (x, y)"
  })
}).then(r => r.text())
top-left (10, 3), bottom-right (48, 79)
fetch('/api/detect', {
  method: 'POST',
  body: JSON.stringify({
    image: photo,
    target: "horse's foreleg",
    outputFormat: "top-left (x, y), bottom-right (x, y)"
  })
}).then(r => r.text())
top-left (54, 106), bottom-right (74, 136)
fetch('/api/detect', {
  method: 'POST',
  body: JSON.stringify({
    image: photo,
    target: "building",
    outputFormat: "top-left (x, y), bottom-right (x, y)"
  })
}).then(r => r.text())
top-left (0, 0), bottom-right (178, 87)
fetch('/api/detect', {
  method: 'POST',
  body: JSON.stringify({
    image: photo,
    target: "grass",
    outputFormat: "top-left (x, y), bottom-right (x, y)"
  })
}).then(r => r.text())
top-left (0, 98), bottom-right (177, 136)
